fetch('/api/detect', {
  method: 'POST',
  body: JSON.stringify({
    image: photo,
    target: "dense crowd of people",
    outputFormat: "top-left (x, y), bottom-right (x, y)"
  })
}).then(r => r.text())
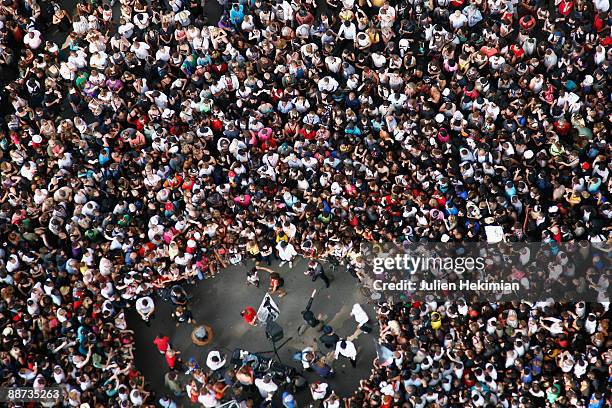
top-left (351, 300), bottom-right (610, 408)
top-left (0, 0), bottom-right (610, 406)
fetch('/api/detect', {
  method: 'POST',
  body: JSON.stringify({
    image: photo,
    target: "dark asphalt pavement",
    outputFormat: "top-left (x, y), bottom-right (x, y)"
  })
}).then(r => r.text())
top-left (126, 258), bottom-right (379, 406)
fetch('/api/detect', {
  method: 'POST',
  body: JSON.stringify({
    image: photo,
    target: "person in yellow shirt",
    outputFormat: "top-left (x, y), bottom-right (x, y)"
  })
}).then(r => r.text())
top-left (275, 231), bottom-right (289, 244)
top-left (246, 240), bottom-right (261, 263)
top-left (564, 191), bottom-right (582, 206)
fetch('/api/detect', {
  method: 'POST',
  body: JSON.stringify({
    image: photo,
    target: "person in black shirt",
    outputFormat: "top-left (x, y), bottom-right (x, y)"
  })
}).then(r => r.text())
top-left (305, 260), bottom-right (331, 288)
top-left (299, 289), bottom-right (322, 334)
top-left (319, 325), bottom-right (340, 349)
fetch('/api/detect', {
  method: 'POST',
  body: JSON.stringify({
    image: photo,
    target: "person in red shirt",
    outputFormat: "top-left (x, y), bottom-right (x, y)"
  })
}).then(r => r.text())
top-left (381, 395), bottom-right (393, 408)
top-left (510, 44), bottom-right (524, 63)
top-left (553, 118), bottom-right (571, 136)
top-left (299, 124), bottom-right (316, 140)
top-left (519, 14), bottom-right (536, 31)
top-left (164, 348), bottom-right (181, 370)
top-left (558, 0), bottom-right (573, 18)
top-left (153, 333), bottom-right (170, 354)
top-left (269, 272), bottom-right (287, 297)
top-left (241, 307), bottom-right (258, 326)
top-left (211, 117), bottom-right (223, 133)
top-left (594, 12), bottom-right (606, 33)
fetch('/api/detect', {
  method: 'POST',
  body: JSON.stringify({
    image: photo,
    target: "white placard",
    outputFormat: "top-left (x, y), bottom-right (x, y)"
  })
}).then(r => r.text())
top-left (256, 293), bottom-right (280, 323)
top-left (485, 226), bottom-right (505, 243)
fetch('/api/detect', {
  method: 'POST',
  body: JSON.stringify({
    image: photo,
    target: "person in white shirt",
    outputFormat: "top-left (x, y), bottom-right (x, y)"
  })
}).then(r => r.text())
top-left (90, 51), bottom-right (109, 70)
top-left (59, 61), bottom-right (77, 81)
top-left (337, 21), bottom-right (356, 41)
top-left (594, 0), bottom-right (609, 12)
top-left (317, 76), bottom-right (339, 93)
top-left (146, 90), bottom-right (168, 109)
top-left (325, 56), bottom-right (342, 74)
top-left (129, 389), bottom-right (149, 406)
top-left (323, 392), bottom-right (341, 408)
top-left (135, 296), bottom-right (155, 323)
top-left (156, 46), bottom-right (171, 62)
top-left (539, 317), bottom-right (564, 335)
top-left (24, 30), bottom-right (42, 49)
top-left (356, 32), bottom-right (371, 50)
top-left (350, 303), bottom-right (369, 329)
top-left (72, 16), bottom-right (89, 35)
top-left (198, 388), bottom-right (218, 407)
top-left (175, 9), bottom-right (191, 26)
top-left (449, 10), bottom-right (468, 30)
top-left (371, 53), bottom-right (387, 68)
top-left (131, 42), bottom-right (151, 60)
top-left (334, 339), bottom-right (357, 367)
top-left (134, 12), bottom-right (150, 30)
top-left (205, 350), bottom-right (226, 371)
top-left (293, 96), bottom-right (311, 113)
top-left (159, 396), bottom-right (177, 408)
top-left (254, 375), bottom-right (278, 398)
top-left (489, 55), bottom-right (506, 71)
top-left (388, 91), bottom-right (407, 110)
top-left (118, 19), bottom-right (135, 38)
top-left (20, 161), bottom-right (37, 180)
top-left (282, 221), bottom-right (298, 240)
top-left (276, 241), bottom-right (298, 268)
top-left (310, 381), bottom-right (329, 400)
top-left (87, 33), bottom-right (106, 54)
top-left (277, 0), bottom-right (293, 22)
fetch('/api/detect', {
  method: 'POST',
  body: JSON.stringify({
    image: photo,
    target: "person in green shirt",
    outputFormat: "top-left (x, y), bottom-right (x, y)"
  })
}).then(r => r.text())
top-left (75, 72), bottom-right (90, 89)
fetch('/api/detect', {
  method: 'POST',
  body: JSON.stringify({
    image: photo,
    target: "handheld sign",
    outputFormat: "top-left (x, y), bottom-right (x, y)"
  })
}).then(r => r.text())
top-left (484, 225), bottom-right (505, 243)
top-left (257, 293), bottom-right (280, 323)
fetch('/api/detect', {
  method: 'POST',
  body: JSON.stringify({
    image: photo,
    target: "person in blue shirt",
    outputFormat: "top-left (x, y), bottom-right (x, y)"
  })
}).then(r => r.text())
top-left (588, 392), bottom-right (604, 408)
top-left (229, 3), bottom-right (245, 26)
top-left (312, 358), bottom-right (334, 378)
top-left (345, 124), bottom-right (362, 136)
top-left (98, 147), bottom-right (110, 166)
top-left (282, 392), bottom-right (296, 408)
